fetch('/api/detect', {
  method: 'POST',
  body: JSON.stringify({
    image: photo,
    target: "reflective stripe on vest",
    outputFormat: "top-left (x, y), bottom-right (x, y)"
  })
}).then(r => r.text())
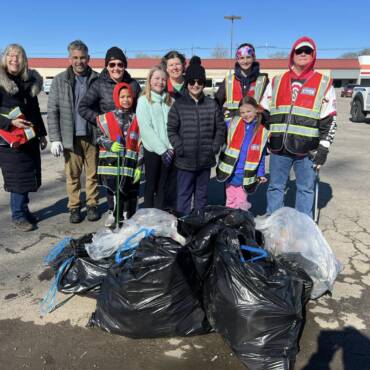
top-left (97, 114), bottom-right (110, 137)
top-left (97, 166), bottom-right (134, 177)
top-left (24, 127), bottom-right (36, 140)
top-left (270, 123), bottom-right (319, 138)
top-left (270, 73), bottom-right (331, 120)
top-left (125, 149), bottom-right (138, 160)
top-left (224, 72), bottom-right (267, 110)
top-left (99, 150), bottom-right (124, 158)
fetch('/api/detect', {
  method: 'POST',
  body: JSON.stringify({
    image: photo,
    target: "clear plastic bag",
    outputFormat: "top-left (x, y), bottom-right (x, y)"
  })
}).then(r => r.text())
top-left (85, 208), bottom-right (186, 260)
top-left (255, 207), bottom-right (342, 299)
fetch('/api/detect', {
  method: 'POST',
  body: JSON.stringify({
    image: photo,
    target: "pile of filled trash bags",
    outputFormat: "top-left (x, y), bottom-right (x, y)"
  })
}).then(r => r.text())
top-left (41, 206), bottom-right (341, 370)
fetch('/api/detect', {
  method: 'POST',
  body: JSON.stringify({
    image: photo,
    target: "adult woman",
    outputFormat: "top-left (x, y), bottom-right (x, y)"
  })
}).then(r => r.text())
top-left (78, 46), bottom-right (141, 221)
top-left (215, 43), bottom-right (270, 118)
top-left (0, 44), bottom-right (47, 231)
top-left (136, 66), bottom-right (174, 209)
top-left (161, 50), bottom-right (186, 100)
top-left (79, 46), bottom-right (141, 125)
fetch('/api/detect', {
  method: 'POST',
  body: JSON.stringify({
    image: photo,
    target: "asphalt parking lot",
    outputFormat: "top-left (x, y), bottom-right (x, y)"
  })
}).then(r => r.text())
top-left (0, 91), bottom-right (369, 370)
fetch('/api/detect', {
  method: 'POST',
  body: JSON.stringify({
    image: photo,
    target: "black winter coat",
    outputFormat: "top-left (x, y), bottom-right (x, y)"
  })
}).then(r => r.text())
top-left (78, 69), bottom-right (141, 125)
top-left (167, 91), bottom-right (225, 171)
top-left (0, 67), bottom-right (46, 193)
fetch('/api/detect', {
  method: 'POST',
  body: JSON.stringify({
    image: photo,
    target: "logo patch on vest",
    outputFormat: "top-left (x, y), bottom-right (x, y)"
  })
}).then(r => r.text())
top-left (250, 144), bottom-right (260, 151)
top-left (301, 87), bottom-right (316, 96)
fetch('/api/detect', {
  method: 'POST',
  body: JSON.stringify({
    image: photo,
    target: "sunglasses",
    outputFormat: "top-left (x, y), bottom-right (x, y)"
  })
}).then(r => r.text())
top-left (108, 62), bottom-right (124, 68)
top-left (295, 47), bottom-right (313, 55)
top-left (188, 79), bottom-right (205, 86)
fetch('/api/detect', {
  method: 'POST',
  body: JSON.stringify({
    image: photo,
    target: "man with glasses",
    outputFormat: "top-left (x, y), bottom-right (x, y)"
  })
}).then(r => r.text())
top-left (48, 40), bottom-right (100, 223)
top-left (266, 37), bottom-right (337, 217)
top-left (167, 56), bottom-right (225, 215)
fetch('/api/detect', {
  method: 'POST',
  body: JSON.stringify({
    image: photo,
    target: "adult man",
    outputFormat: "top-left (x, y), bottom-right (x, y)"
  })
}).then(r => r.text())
top-left (47, 40), bottom-right (100, 223)
top-left (266, 36), bottom-right (337, 217)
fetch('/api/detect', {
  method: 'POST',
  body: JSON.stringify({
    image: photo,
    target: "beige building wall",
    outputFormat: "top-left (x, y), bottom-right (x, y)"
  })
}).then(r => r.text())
top-left (37, 67), bottom-right (335, 81)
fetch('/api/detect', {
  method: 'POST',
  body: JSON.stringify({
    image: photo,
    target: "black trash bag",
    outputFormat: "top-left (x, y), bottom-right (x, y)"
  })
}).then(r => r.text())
top-left (178, 205), bottom-right (256, 239)
top-left (90, 235), bottom-right (211, 338)
top-left (179, 206), bottom-right (256, 278)
top-left (50, 234), bottom-right (114, 297)
top-left (276, 255), bottom-right (314, 306)
top-left (202, 227), bottom-right (308, 370)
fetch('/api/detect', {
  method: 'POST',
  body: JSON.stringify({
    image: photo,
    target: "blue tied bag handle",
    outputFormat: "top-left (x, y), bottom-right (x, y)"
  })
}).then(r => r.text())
top-left (240, 245), bottom-right (268, 263)
top-left (115, 227), bottom-right (154, 264)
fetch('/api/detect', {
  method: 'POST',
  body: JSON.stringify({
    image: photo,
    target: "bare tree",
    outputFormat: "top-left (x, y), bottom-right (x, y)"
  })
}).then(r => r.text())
top-left (134, 53), bottom-right (161, 58)
top-left (339, 48), bottom-right (370, 58)
top-left (211, 45), bottom-right (228, 59)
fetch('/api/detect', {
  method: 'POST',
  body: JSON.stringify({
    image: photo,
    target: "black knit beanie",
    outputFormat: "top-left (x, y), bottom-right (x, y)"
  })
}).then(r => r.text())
top-left (184, 56), bottom-right (206, 85)
top-left (105, 46), bottom-right (127, 68)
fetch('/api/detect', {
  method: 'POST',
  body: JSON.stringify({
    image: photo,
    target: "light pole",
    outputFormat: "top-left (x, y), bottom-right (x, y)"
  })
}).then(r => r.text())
top-left (224, 15), bottom-right (242, 60)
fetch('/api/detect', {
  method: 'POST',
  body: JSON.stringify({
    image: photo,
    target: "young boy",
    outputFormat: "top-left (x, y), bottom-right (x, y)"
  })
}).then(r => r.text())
top-left (96, 82), bottom-right (142, 227)
top-left (167, 56), bottom-right (225, 215)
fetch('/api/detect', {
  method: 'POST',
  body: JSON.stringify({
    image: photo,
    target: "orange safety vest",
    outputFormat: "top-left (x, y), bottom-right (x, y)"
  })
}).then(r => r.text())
top-left (0, 107), bottom-right (36, 148)
top-left (224, 72), bottom-right (268, 111)
top-left (269, 71), bottom-right (332, 155)
top-left (216, 116), bottom-right (269, 193)
top-left (96, 111), bottom-right (140, 178)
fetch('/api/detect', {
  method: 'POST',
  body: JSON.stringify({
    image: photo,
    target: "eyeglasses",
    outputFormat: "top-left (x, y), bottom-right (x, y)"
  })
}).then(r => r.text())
top-left (108, 62), bottom-right (124, 68)
top-left (188, 79), bottom-right (205, 86)
top-left (295, 47), bottom-right (313, 55)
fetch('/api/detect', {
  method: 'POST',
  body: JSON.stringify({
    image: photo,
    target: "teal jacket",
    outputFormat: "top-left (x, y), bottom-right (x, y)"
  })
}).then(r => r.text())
top-left (136, 92), bottom-right (173, 155)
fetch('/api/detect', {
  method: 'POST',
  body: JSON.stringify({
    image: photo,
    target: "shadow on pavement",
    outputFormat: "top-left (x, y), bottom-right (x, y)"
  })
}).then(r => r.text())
top-left (302, 327), bottom-right (370, 370)
top-left (34, 191), bottom-right (109, 222)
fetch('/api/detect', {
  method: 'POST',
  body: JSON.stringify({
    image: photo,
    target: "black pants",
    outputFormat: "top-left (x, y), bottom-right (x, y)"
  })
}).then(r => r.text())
top-left (107, 187), bottom-right (138, 220)
top-left (176, 168), bottom-right (211, 215)
top-left (143, 148), bottom-right (177, 210)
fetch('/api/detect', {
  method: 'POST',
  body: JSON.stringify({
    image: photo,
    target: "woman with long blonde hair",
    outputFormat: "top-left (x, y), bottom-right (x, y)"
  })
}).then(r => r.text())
top-left (0, 44), bottom-right (47, 231)
top-left (136, 65), bottom-right (175, 209)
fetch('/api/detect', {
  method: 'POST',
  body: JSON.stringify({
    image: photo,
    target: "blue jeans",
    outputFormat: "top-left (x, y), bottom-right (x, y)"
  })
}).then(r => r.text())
top-left (177, 168), bottom-right (211, 215)
top-left (266, 153), bottom-right (315, 217)
top-left (10, 192), bottom-right (29, 221)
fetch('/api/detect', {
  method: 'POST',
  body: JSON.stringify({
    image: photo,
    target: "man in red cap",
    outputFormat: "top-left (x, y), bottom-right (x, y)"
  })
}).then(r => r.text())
top-left (266, 36), bottom-right (337, 217)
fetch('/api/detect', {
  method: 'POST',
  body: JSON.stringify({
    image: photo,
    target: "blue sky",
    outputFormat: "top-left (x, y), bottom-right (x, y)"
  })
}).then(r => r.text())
top-left (1, 0), bottom-right (369, 59)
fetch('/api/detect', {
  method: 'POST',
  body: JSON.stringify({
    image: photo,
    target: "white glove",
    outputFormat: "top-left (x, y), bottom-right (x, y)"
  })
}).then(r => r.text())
top-left (50, 141), bottom-right (63, 157)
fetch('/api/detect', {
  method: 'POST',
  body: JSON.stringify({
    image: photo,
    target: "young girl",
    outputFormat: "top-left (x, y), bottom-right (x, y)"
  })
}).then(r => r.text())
top-left (96, 82), bottom-right (142, 227)
top-left (136, 66), bottom-right (175, 210)
top-left (215, 43), bottom-right (270, 118)
top-left (216, 96), bottom-right (269, 211)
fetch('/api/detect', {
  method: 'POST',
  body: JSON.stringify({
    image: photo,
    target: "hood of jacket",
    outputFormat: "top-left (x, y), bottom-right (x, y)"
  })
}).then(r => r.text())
top-left (0, 66), bottom-right (43, 97)
top-left (113, 82), bottom-right (134, 109)
top-left (289, 36), bottom-right (317, 79)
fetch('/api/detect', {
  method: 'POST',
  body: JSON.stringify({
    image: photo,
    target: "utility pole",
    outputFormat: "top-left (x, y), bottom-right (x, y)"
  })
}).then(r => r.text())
top-left (224, 15), bottom-right (242, 61)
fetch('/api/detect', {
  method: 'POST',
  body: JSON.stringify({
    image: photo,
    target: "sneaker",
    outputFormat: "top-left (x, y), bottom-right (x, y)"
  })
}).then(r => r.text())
top-left (25, 211), bottom-right (39, 224)
top-left (13, 219), bottom-right (35, 232)
top-left (105, 210), bottom-right (115, 228)
top-left (70, 208), bottom-right (82, 224)
top-left (86, 205), bottom-right (100, 222)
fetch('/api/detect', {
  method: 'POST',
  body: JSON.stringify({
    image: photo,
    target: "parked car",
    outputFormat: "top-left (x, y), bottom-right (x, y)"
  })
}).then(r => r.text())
top-left (340, 84), bottom-right (359, 98)
top-left (350, 86), bottom-right (370, 122)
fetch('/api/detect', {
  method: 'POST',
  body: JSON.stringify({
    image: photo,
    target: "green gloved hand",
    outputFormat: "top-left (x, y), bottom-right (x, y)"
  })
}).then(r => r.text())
top-left (133, 168), bottom-right (142, 184)
top-left (111, 141), bottom-right (124, 153)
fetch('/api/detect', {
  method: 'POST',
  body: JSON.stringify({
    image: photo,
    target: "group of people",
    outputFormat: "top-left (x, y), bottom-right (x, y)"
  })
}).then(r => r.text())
top-left (0, 36), bottom-right (337, 232)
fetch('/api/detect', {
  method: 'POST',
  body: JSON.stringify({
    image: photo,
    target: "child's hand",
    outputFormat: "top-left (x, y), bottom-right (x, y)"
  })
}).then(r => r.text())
top-left (258, 176), bottom-right (267, 183)
top-left (111, 141), bottom-right (124, 153)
